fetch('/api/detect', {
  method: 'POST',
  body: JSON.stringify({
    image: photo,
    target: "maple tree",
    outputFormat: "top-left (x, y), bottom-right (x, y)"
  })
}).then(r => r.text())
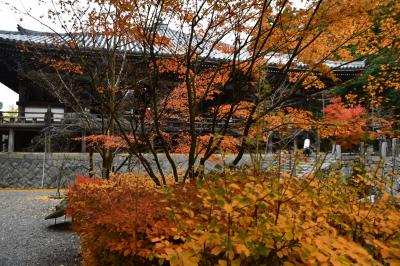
top-left (2, 0), bottom-right (399, 264)
top-left (342, 49), bottom-right (400, 138)
top-left (7, 0), bottom-right (398, 184)
top-left (16, 1), bottom-right (396, 263)
top-left (317, 97), bottom-right (367, 147)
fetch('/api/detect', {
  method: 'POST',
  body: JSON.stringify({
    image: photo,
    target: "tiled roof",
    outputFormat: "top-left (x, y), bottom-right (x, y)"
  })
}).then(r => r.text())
top-left (7, 24), bottom-right (229, 60)
top-left (0, 25), bottom-right (365, 70)
top-left (320, 59), bottom-right (365, 70)
top-left (266, 53), bottom-right (366, 70)
top-left (0, 24), bottom-right (184, 55)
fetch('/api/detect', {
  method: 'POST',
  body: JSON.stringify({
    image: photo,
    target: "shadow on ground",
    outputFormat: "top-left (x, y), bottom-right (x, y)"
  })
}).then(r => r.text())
top-left (47, 221), bottom-right (73, 232)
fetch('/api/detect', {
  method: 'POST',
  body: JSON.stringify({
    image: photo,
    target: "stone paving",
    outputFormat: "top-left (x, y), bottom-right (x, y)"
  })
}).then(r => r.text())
top-left (0, 190), bottom-right (80, 266)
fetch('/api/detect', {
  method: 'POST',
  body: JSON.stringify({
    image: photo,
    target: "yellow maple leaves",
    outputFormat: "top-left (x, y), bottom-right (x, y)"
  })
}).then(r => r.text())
top-left (67, 159), bottom-right (400, 266)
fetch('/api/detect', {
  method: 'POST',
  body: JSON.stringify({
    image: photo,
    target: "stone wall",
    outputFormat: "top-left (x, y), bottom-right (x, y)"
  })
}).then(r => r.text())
top-left (0, 152), bottom-right (246, 188)
top-left (0, 153), bottom-right (95, 188)
top-left (0, 150), bottom-right (281, 188)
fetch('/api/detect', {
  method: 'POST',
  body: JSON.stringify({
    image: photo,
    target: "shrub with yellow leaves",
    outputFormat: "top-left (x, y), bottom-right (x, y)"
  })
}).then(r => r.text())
top-left (67, 161), bottom-right (400, 265)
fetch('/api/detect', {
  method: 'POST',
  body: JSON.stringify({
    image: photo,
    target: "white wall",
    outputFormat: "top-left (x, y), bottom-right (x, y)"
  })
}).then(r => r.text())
top-left (25, 107), bottom-right (64, 122)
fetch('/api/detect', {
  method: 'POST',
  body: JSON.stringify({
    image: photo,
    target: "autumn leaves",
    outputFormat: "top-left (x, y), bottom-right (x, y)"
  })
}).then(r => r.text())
top-left (67, 163), bottom-right (400, 265)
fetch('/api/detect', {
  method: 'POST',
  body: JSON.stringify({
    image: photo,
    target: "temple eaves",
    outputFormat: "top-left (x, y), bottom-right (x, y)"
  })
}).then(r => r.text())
top-left (0, 24), bottom-right (365, 71)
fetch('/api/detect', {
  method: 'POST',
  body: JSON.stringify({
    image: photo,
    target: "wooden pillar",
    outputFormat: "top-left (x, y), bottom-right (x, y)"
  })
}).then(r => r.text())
top-left (44, 106), bottom-right (53, 125)
top-left (8, 128), bottom-right (14, 152)
top-left (18, 105), bottom-right (25, 117)
top-left (18, 83), bottom-right (25, 116)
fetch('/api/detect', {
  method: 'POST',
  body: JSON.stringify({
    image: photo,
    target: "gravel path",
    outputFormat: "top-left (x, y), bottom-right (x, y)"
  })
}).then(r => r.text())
top-left (0, 190), bottom-right (81, 266)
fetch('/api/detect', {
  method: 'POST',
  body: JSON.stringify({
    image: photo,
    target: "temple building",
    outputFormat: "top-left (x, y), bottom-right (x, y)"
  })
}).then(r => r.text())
top-left (0, 25), bottom-right (366, 152)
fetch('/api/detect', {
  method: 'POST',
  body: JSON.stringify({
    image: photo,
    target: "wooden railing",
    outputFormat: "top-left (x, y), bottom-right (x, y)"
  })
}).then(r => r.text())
top-left (0, 111), bottom-right (243, 133)
top-left (0, 111), bottom-right (65, 124)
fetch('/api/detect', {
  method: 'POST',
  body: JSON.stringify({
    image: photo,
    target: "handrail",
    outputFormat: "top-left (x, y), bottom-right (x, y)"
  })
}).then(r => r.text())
top-left (0, 112), bottom-right (244, 133)
top-left (0, 111), bottom-right (65, 115)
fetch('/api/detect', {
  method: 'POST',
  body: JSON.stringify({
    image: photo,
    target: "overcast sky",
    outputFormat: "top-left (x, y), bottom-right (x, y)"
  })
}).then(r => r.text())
top-left (0, 0), bottom-right (55, 111)
top-left (0, 0), bottom-right (20, 111)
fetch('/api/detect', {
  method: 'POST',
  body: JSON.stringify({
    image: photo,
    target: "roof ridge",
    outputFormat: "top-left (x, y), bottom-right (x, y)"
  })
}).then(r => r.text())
top-left (17, 24), bottom-right (56, 36)
top-left (0, 25), bottom-right (366, 70)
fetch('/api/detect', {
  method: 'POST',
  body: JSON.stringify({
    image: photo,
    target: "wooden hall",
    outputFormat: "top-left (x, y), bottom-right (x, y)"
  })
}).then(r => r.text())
top-left (0, 25), bottom-right (366, 152)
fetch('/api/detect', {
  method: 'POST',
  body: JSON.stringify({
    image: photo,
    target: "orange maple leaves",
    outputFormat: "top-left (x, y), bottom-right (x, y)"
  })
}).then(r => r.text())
top-left (288, 72), bottom-right (327, 90)
top-left (41, 58), bottom-right (83, 75)
top-left (318, 97), bottom-right (367, 146)
top-left (261, 98), bottom-right (369, 147)
top-left (76, 134), bottom-right (144, 149)
top-left (67, 167), bottom-right (400, 265)
top-left (264, 107), bottom-right (314, 133)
